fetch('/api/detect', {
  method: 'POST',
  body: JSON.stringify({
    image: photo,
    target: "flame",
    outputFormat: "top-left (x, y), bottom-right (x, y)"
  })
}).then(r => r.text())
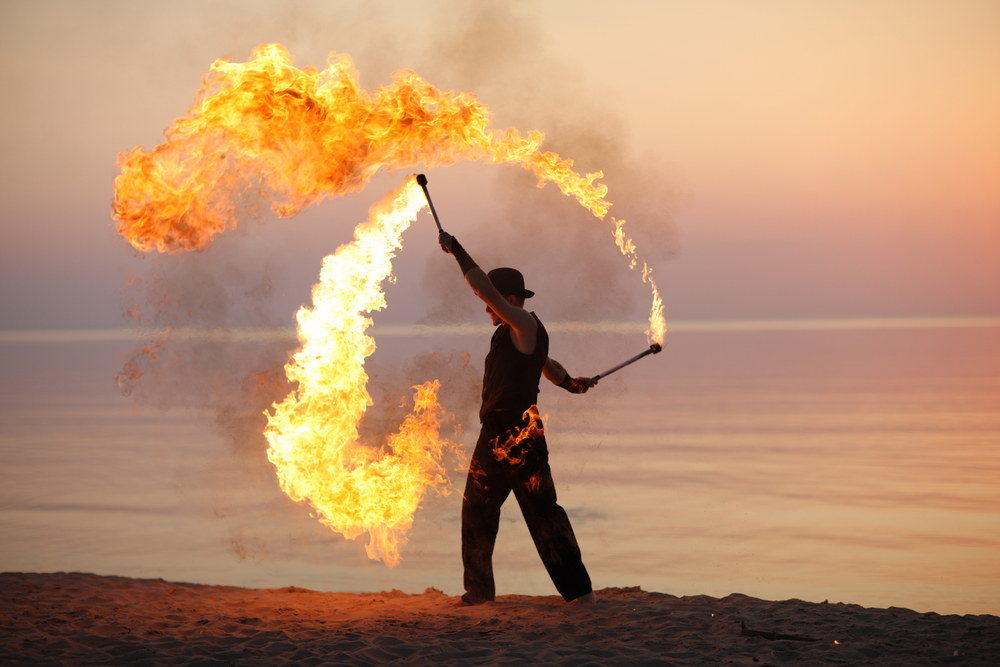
top-left (491, 406), bottom-right (547, 468)
top-left (264, 180), bottom-right (457, 567)
top-left (642, 264), bottom-right (666, 346)
top-left (111, 44), bottom-right (664, 344)
top-left (614, 218), bottom-right (665, 346)
top-left (490, 408), bottom-right (549, 492)
top-left (111, 44), bottom-right (667, 564)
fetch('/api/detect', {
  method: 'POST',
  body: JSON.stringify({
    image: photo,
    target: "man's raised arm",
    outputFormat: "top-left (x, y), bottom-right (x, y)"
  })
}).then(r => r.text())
top-left (439, 231), bottom-right (537, 353)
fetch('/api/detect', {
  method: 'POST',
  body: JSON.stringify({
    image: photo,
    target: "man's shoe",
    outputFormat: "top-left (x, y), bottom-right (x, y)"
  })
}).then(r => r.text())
top-left (455, 592), bottom-right (490, 606)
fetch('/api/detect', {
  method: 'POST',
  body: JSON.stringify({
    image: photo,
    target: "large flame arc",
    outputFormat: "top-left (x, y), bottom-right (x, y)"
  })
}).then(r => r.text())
top-left (112, 44), bottom-right (665, 566)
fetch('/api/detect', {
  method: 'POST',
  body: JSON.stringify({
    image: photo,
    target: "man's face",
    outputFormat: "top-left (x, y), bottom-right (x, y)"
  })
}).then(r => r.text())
top-left (485, 303), bottom-right (502, 326)
top-left (485, 294), bottom-right (518, 326)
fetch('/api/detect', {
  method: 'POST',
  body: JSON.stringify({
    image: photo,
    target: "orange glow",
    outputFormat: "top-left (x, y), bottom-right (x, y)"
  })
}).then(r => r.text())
top-left (110, 44), bottom-right (666, 564)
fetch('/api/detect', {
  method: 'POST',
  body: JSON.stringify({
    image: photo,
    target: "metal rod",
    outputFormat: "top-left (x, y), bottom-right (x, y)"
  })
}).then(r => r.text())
top-left (593, 342), bottom-right (663, 380)
top-left (415, 174), bottom-right (443, 232)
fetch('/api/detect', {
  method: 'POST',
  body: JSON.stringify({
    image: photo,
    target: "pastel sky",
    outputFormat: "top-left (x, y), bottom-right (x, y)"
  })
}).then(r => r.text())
top-left (1, 0), bottom-right (997, 330)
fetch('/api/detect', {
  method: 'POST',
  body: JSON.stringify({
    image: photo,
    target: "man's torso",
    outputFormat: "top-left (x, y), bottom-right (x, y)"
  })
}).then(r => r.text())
top-left (480, 312), bottom-right (549, 420)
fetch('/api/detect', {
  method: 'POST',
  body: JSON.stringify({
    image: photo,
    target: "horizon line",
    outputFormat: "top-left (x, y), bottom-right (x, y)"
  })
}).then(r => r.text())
top-left (1, 316), bottom-right (998, 343)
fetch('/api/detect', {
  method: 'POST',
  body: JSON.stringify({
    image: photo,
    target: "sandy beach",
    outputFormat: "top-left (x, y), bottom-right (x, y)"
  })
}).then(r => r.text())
top-left (2, 573), bottom-right (996, 666)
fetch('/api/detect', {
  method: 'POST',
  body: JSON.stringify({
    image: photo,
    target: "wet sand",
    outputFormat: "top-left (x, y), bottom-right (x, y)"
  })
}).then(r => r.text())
top-left (2, 572), bottom-right (996, 666)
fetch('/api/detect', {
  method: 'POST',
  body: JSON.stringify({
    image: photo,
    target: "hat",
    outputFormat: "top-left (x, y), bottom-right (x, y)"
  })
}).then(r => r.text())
top-left (487, 267), bottom-right (534, 299)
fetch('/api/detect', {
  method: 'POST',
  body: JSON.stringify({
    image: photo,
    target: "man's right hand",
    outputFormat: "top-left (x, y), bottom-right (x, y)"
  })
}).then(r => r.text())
top-left (559, 374), bottom-right (598, 394)
top-left (439, 231), bottom-right (455, 254)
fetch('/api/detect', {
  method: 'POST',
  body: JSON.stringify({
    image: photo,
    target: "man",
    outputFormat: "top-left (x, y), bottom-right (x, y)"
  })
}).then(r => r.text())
top-left (438, 229), bottom-right (598, 606)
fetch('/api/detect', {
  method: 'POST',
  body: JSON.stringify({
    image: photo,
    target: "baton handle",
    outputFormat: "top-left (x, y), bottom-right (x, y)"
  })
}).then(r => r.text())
top-left (592, 343), bottom-right (663, 380)
top-left (415, 174), bottom-right (443, 232)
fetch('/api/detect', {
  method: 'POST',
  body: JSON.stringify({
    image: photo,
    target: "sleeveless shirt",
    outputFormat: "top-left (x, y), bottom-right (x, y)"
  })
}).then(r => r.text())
top-left (480, 313), bottom-right (549, 420)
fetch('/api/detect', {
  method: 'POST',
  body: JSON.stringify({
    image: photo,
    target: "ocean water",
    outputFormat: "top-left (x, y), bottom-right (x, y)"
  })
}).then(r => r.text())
top-left (1, 324), bottom-right (997, 615)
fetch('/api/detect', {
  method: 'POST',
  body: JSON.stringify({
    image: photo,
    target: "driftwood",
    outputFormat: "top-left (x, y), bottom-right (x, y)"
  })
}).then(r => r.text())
top-left (740, 621), bottom-right (820, 642)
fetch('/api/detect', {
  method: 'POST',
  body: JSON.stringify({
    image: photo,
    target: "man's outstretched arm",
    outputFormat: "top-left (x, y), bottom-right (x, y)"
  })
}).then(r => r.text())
top-left (438, 231), bottom-right (537, 351)
top-left (543, 357), bottom-right (598, 394)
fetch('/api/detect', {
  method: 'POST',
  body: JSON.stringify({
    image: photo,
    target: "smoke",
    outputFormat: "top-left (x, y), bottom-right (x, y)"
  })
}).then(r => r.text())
top-left (416, 1), bottom-right (679, 323)
top-left (114, 228), bottom-right (310, 563)
top-left (112, 188), bottom-right (473, 566)
top-left (116, 226), bottom-right (294, 465)
top-left (362, 349), bottom-right (482, 451)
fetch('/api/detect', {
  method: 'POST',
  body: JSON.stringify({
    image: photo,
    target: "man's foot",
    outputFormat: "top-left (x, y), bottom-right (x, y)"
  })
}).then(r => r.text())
top-left (572, 591), bottom-right (596, 606)
top-left (455, 592), bottom-right (491, 607)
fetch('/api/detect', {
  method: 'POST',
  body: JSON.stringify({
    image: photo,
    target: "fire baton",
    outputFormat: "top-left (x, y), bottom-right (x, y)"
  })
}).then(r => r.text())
top-left (415, 174), bottom-right (443, 232)
top-left (592, 342), bottom-right (663, 381)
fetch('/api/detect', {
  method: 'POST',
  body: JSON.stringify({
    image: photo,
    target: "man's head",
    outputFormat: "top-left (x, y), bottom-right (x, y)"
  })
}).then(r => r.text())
top-left (488, 267), bottom-right (534, 306)
top-left (484, 268), bottom-right (533, 324)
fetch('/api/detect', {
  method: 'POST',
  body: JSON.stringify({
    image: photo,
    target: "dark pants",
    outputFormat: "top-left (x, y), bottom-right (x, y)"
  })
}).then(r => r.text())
top-left (462, 409), bottom-right (592, 602)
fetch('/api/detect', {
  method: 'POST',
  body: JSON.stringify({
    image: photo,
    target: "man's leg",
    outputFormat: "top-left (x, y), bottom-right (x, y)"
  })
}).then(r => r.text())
top-left (512, 458), bottom-right (593, 603)
top-left (461, 428), bottom-right (511, 603)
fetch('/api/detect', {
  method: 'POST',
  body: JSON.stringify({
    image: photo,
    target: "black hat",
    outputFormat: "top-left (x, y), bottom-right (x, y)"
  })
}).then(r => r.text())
top-left (487, 267), bottom-right (534, 299)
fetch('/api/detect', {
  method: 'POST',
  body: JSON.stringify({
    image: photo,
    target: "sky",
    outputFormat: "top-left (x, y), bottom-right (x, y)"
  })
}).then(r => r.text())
top-left (0, 0), bottom-right (998, 332)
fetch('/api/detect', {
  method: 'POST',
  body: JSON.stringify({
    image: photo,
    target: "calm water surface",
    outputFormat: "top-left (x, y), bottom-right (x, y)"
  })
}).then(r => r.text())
top-left (1, 327), bottom-right (997, 615)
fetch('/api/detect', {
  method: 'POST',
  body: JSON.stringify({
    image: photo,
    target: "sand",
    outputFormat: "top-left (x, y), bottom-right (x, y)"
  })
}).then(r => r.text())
top-left (1, 573), bottom-right (996, 666)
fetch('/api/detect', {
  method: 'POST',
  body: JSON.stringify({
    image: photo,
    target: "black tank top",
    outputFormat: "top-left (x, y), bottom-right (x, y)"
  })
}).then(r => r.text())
top-left (480, 313), bottom-right (549, 421)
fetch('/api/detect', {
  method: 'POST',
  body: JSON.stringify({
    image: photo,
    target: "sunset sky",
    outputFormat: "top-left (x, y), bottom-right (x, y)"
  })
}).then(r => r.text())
top-left (1, 0), bottom-right (997, 331)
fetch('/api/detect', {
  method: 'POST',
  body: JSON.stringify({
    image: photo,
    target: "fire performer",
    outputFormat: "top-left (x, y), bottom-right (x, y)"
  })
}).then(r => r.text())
top-left (438, 230), bottom-right (598, 606)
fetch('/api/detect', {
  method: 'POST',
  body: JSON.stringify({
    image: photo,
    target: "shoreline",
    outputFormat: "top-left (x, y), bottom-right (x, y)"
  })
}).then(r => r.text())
top-left (2, 572), bottom-right (997, 665)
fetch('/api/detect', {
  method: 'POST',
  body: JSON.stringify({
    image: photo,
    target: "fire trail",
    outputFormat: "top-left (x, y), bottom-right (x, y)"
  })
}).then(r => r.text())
top-left (112, 44), bottom-right (665, 567)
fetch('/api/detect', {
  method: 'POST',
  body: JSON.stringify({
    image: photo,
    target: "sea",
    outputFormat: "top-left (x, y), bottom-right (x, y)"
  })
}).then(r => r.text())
top-left (1, 319), bottom-right (998, 616)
